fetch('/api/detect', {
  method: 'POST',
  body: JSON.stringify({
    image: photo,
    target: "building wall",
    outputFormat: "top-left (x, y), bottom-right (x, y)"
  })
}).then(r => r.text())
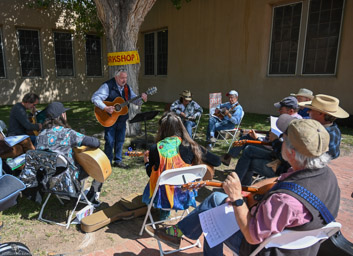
top-left (138, 0), bottom-right (353, 115)
top-left (0, 0), bottom-right (109, 105)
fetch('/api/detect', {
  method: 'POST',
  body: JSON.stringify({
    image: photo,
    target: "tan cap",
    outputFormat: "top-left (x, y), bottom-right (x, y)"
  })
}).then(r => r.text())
top-left (287, 119), bottom-right (329, 157)
top-left (290, 88), bottom-right (314, 100)
top-left (298, 94), bottom-right (349, 118)
top-left (180, 90), bottom-right (192, 100)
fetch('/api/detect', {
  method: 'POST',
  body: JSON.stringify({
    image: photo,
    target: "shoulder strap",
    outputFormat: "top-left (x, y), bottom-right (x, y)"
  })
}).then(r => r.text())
top-left (124, 84), bottom-right (129, 100)
top-left (272, 182), bottom-right (335, 223)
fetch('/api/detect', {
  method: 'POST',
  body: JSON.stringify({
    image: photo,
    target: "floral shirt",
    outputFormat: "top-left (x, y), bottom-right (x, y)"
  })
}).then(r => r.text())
top-left (170, 100), bottom-right (203, 119)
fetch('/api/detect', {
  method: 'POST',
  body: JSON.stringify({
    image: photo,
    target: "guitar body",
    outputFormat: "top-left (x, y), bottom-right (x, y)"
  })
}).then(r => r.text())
top-left (94, 97), bottom-right (128, 127)
top-left (73, 146), bottom-right (112, 183)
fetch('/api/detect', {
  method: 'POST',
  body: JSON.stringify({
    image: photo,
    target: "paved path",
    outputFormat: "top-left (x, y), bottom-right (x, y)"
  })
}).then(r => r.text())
top-left (84, 154), bottom-right (353, 256)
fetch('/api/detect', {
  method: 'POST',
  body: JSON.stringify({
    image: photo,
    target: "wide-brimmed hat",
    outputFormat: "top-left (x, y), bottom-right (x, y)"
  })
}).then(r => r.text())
top-left (290, 88), bottom-right (314, 100)
top-left (298, 94), bottom-right (349, 119)
top-left (180, 90), bottom-right (192, 101)
top-left (46, 102), bottom-right (71, 119)
top-left (226, 90), bottom-right (238, 97)
top-left (274, 96), bottom-right (298, 109)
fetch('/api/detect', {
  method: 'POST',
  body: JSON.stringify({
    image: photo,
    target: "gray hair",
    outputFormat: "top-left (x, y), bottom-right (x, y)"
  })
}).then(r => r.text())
top-left (114, 68), bottom-right (127, 77)
top-left (283, 136), bottom-right (331, 169)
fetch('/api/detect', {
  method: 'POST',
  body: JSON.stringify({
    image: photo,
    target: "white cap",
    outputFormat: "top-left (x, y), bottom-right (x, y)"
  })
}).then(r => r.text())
top-left (226, 90), bottom-right (238, 97)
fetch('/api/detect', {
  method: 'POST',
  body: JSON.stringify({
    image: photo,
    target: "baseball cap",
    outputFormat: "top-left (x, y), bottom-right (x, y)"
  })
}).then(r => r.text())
top-left (276, 114), bottom-right (296, 133)
top-left (46, 102), bottom-right (70, 119)
top-left (274, 96), bottom-right (298, 109)
top-left (286, 119), bottom-right (329, 157)
top-left (226, 90), bottom-right (238, 97)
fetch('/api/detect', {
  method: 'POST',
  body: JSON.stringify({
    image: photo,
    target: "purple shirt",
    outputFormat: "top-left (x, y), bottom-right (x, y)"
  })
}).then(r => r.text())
top-left (248, 168), bottom-right (312, 243)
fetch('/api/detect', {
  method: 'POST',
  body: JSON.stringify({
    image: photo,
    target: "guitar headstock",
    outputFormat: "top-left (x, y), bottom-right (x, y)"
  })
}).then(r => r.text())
top-left (125, 151), bottom-right (144, 157)
top-left (181, 181), bottom-right (207, 191)
top-left (146, 87), bottom-right (157, 96)
top-left (232, 140), bottom-right (247, 147)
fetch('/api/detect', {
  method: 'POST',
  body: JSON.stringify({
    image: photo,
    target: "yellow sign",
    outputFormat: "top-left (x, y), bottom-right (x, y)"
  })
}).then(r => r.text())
top-left (107, 51), bottom-right (140, 66)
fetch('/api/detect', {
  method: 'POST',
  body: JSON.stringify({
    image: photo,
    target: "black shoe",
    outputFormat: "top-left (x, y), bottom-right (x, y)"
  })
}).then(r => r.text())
top-left (221, 153), bottom-right (231, 166)
top-left (113, 162), bottom-right (128, 169)
top-left (84, 189), bottom-right (101, 207)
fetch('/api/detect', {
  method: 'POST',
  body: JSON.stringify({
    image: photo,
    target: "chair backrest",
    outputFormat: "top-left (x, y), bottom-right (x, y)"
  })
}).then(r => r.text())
top-left (158, 164), bottom-right (207, 187)
top-left (249, 222), bottom-right (342, 256)
top-left (192, 114), bottom-right (202, 139)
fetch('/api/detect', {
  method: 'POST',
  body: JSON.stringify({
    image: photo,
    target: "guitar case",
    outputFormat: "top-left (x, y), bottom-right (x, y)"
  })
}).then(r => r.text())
top-left (80, 193), bottom-right (147, 233)
top-left (317, 231), bottom-right (353, 256)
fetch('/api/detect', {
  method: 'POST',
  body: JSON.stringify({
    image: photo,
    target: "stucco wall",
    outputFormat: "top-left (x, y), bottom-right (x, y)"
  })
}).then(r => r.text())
top-left (138, 0), bottom-right (353, 115)
top-left (0, 0), bottom-right (109, 105)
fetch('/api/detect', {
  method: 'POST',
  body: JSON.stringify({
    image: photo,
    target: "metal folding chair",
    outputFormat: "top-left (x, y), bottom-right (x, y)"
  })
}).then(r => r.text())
top-left (191, 114), bottom-right (202, 139)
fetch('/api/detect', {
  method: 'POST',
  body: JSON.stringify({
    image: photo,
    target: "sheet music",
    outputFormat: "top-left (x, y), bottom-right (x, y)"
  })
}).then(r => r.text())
top-left (199, 203), bottom-right (240, 248)
top-left (270, 116), bottom-right (282, 137)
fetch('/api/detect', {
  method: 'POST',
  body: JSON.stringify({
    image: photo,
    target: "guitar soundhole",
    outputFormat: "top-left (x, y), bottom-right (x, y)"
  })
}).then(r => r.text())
top-left (115, 104), bottom-right (121, 111)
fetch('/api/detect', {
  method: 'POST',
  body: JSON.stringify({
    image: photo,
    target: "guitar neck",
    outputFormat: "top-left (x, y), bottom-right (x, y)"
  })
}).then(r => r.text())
top-left (233, 139), bottom-right (271, 147)
top-left (120, 94), bottom-right (142, 108)
top-left (182, 180), bottom-right (258, 192)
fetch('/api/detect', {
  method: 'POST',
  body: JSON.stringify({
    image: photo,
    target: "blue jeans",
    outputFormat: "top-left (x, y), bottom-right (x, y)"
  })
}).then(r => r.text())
top-left (104, 120), bottom-right (126, 163)
top-left (206, 117), bottom-right (235, 147)
top-left (183, 120), bottom-right (196, 138)
top-left (234, 145), bottom-right (275, 185)
top-left (178, 192), bottom-right (244, 255)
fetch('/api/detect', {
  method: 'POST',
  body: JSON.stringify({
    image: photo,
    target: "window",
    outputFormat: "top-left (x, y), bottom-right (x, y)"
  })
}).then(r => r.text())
top-left (268, 0), bottom-right (345, 76)
top-left (86, 34), bottom-right (102, 77)
top-left (144, 29), bottom-right (168, 75)
top-left (18, 29), bottom-right (42, 77)
top-left (0, 29), bottom-right (5, 78)
top-left (53, 32), bottom-right (74, 76)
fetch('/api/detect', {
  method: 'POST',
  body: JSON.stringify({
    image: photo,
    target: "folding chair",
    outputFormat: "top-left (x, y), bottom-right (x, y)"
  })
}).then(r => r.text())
top-left (191, 114), bottom-right (202, 139)
top-left (248, 221), bottom-right (341, 256)
top-left (20, 150), bottom-right (92, 229)
top-left (216, 112), bottom-right (245, 152)
top-left (139, 164), bottom-right (208, 255)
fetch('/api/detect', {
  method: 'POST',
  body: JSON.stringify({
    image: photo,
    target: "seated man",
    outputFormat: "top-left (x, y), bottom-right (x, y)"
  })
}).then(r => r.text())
top-left (299, 94), bottom-right (349, 159)
top-left (221, 96), bottom-right (301, 166)
top-left (170, 90), bottom-right (203, 137)
top-left (206, 90), bottom-right (243, 150)
top-left (146, 118), bottom-right (340, 256)
top-left (290, 88), bottom-right (314, 119)
top-left (7, 93), bottom-right (42, 145)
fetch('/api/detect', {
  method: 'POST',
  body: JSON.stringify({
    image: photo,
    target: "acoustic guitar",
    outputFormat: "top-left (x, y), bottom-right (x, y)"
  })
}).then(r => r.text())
top-left (232, 139), bottom-right (271, 147)
top-left (94, 87), bottom-right (157, 127)
top-left (125, 150), bottom-right (215, 181)
top-left (73, 146), bottom-right (112, 183)
top-left (181, 179), bottom-right (276, 208)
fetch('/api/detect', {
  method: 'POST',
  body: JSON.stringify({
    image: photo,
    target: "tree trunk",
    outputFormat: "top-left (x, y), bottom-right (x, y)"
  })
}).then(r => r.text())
top-left (94, 0), bottom-right (157, 136)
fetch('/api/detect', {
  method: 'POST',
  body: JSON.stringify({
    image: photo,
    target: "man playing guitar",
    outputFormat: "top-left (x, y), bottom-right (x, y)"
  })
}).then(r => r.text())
top-left (206, 90), bottom-right (243, 150)
top-left (91, 69), bottom-right (147, 169)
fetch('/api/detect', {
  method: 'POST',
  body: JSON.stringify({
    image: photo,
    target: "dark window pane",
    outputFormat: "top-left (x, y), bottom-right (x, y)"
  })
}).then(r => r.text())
top-left (0, 31), bottom-right (5, 77)
top-left (144, 33), bottom-right (154, 75)
top-left (54, 32), bottom-right (74, 76)
top-left (86, 34), bottom-right (102, 77)
top-left (157, 30), bottom-right (168, 75)
top-left (18, 29), bottom-right (42, 77)
top-left (303, 0), bottom-right (344, 74)
top-left (269, 3), bottom-right (302, 74)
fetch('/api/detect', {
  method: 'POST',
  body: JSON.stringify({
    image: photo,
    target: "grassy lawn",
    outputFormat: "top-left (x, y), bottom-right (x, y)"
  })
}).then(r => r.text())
top-left (0, 101), bottom-right (352, 255)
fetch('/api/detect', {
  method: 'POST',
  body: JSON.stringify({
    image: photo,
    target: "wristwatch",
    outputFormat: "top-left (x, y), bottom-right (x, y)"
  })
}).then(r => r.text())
top-left (231, 198), bottom-right (244, 207)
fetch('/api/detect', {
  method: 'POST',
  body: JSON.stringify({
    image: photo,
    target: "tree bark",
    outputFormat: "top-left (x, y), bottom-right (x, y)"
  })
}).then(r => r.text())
top-left (94, 0), bottom-right (157, 136)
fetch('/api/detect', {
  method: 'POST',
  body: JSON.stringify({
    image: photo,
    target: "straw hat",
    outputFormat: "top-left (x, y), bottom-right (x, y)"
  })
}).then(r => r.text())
top-left (180, 90), bottom-right (192, 100)
top-left (298, 94), bottom-right (349, 118)
top-left (290, 88), bottom-right (314, 100)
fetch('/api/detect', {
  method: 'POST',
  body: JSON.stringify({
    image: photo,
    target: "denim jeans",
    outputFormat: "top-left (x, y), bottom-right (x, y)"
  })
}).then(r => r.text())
top-left (207, 117), bottom-right (235, 140)
top-left (234, 145), bottom-right (275, 185)
top-left (183, 120), bottom-right (196, 138)
top-left (178, 192), bottom-right (244, 255)
top-left (104, 120), bottom-right (126, 163)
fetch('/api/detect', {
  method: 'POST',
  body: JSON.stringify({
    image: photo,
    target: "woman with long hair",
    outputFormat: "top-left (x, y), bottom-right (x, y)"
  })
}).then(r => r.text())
top-left (142, 112), bottom-right (220, 220)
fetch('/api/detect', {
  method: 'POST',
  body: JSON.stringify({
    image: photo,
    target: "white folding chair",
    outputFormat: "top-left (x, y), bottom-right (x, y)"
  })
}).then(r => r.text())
top-left (248, 221), bottom-right (341, 256)
top-left (191, 114), bottom-right (202, 139)
top-left (139, 164), bottom-right (208, 255)
top-left (217, 112), bottom-right (245, 152)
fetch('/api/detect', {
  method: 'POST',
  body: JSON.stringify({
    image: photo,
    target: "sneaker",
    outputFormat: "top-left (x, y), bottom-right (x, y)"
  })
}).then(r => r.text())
top-left (221, 153), bottom-right (231, 166)
top-left (113, 162), bottom-right (128, 169)
top-left (208, 137), bottom-right (217, 143)
top-left (85, 190), bottom-right (101, 207)
top-left (145, 226), bottom-right (181, 249)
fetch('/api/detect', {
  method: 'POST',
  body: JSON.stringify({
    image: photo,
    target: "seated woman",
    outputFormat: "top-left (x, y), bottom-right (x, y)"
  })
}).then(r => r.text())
top-left (35, 102), bottom-right (102, 206)
top-left (142, 112), bottom-right (220, 220)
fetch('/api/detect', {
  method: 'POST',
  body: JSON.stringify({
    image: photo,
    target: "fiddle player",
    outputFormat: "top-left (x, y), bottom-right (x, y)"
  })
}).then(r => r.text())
top-left (91, 69), bottom-right (147, 169)
top-left (7, 93), bottom-right (42, 145)
top-left (145, 117), bottom-right (340, 256)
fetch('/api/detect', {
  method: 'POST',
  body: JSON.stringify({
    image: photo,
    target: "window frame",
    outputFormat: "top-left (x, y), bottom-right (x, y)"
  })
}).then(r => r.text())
top-left (53, 31), bottom-right (75, 77)
top-left (17, 28), bottom-right (43, 78)
top-left (85, 34), bottom-right (103, 77)
top-left (0, 28), bottom-right (6, 79)
top-left (267, 0), bottom-right (345, 77)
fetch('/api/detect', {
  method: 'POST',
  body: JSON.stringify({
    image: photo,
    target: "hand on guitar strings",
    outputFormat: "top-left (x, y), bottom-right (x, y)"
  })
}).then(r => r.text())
top-left (104, 106), bottom-right (115, 115)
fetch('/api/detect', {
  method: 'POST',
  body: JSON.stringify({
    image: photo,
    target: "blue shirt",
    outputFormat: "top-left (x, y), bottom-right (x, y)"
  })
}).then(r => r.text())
top-left (325, 123), bottom-right (341, 159)
top-left (217, 102), bottom-right (244, 124)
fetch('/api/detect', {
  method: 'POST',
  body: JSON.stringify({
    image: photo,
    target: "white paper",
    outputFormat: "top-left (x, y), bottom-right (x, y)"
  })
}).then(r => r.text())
top-left (199, 203), bottom-right (240, 248)
top-left (270, 116), bottom-right (282, 137)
